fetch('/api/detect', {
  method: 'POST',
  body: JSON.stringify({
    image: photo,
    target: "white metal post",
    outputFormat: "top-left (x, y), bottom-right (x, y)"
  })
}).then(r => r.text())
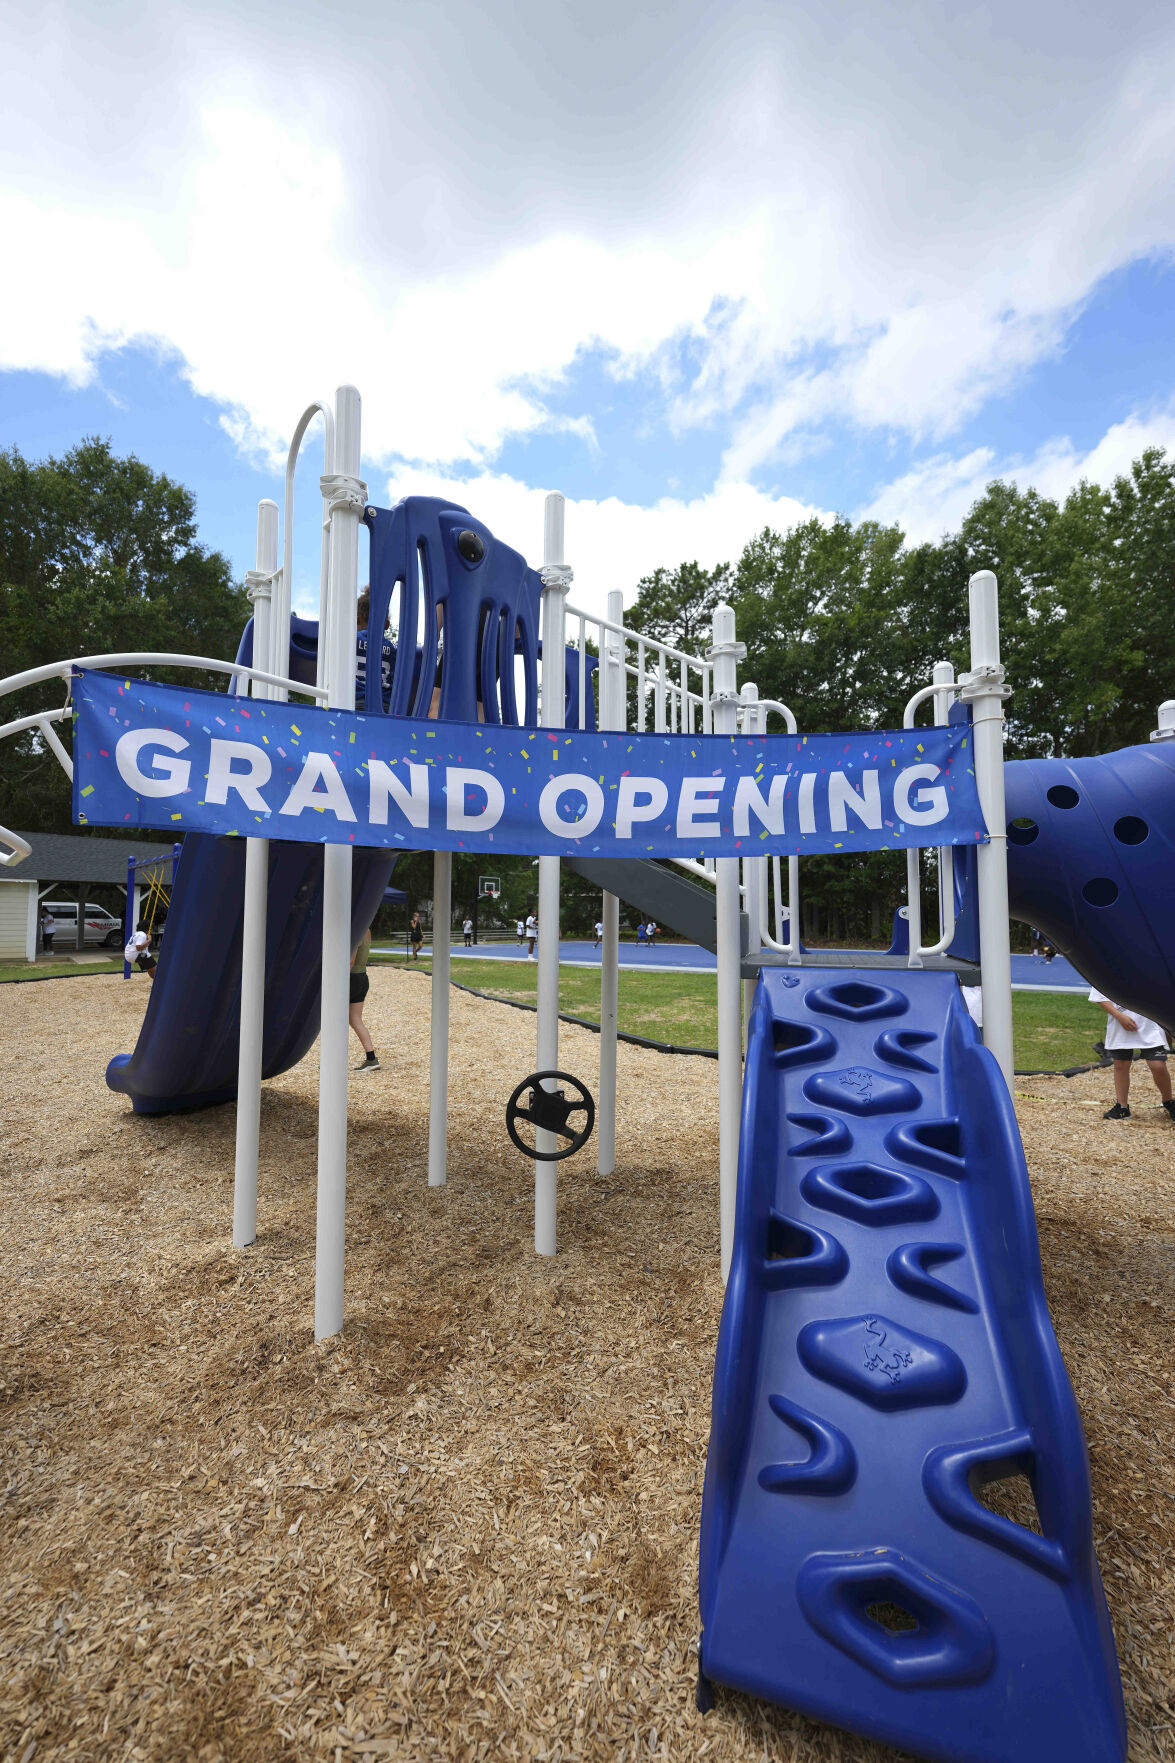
top-left (535, 492), bottom-right (570, 1253)
top-left (233, 496), bottom-right (280, 1248)
top-left (739, 684), bottom-right (761, 1044)
top-left (597, 589), bottom-right (624, 1177)
top-left (709, 603), bottom-right (746, 1281)
top-left (968, 571), bottom-right (1013, 1087)
top-left (315, 386), bottom-right (364, 1341)
top-left (24, 881), bottom-right (37, 963)
top-left (933, 660), bottom-right (955, 944)
top-left (1151, 700), bottom-right (1175, 741)
top-left (428, 851), bottom-right (451, 1186)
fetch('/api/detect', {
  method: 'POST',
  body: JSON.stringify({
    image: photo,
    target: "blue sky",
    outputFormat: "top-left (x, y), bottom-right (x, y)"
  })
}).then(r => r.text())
top-left (2, 0), bottom-right (1174, 615)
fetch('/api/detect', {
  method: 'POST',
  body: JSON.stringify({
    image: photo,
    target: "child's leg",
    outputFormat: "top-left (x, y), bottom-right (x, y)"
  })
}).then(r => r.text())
top-left (1113, 1057), bottom-right (1131, 1106)
top-left (349, 1001), bottom-right (374, 1053)
top-left (1145, 1056), bottom-right (1172, 1102)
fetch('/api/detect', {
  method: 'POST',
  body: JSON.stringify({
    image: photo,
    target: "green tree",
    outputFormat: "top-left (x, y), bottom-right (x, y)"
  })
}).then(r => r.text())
top-left (1070, 449), bottom-right (1175, 752)
top-left (0, 438), bottom-right (249, 833)
top-left (630, 455), bottom-right (1175, 939)
top-left (956, 456), bottom-right (1175, 756)
top-left (627, 559), bottom-right (731, 655)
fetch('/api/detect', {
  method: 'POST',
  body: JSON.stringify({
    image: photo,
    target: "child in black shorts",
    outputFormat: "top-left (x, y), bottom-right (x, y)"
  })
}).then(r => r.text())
top-left (350, 928), bottom-right (379, 1071)
top-left (1089, 988), bottom-right (1174, 1121)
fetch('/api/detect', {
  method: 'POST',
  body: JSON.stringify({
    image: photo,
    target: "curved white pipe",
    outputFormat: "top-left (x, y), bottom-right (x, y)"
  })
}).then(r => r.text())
top-left (280, 401), bottom-right (336, 699)
top-left (0, 654), bottom-right (328, 704)
top-left (0, 826), bottom-right (32, 866)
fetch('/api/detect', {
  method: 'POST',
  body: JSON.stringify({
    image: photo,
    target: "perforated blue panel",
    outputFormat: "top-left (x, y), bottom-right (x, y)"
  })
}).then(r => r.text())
top-left (1004, 740), bottom-right (1175, 1024)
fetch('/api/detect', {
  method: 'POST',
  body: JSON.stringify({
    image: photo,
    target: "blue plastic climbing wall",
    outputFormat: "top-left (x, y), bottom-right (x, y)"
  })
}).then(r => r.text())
top-left (699, 968), bottom-right (1125, 1763)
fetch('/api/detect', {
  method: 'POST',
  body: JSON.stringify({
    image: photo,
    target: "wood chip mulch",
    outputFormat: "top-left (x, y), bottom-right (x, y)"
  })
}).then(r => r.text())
top-left (0, 970), bottom-right (1172, 1762)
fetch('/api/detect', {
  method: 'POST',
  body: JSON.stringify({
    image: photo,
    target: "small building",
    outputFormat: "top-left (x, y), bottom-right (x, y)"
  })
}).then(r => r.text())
top-left (0, 830), bottom-right (180, 963)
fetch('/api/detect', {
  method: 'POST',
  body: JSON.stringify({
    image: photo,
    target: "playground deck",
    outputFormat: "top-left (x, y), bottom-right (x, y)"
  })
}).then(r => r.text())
top-left (0, 969), bottom-right (1171, 1763)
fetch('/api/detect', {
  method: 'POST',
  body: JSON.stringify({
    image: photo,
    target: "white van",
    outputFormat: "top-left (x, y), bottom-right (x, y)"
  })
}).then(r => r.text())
top-left (41, 900), bottom-right (124, 948)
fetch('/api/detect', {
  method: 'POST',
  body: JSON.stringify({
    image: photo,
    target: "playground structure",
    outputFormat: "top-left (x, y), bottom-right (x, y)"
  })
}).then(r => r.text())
top-left (5, 383), bottom-right (1174, 1761)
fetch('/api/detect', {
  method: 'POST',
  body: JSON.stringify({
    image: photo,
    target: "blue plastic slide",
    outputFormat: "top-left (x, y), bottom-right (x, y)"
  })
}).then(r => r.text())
top-left (106, 837), bottom-right (394, 1113)
top-left (699, 968), bottom-right (1125, 1762)
top-left (1004, 739), bottom-right (1175, 1026)
top-left (105, 493), bottom-right (553, 1116)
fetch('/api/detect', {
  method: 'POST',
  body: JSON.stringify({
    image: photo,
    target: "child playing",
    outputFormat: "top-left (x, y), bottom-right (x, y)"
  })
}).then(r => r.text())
top-left (124, 921), bottom-right (157, 980)
top-left (1089, 988), bottom-right (1175, 1121)
top-left (350, 927), bottom-right (379, 1071)
top-left (355, 586), bottom-right (396, 712)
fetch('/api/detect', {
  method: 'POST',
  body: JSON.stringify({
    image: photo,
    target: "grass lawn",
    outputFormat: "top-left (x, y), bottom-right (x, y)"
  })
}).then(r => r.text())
top-left (1, 947), bottom-right (1104, 1071)
top-left (372, 952), bottom-right (1105, 1071)
top-left (1012, 987), bottom-right (1105, 1071)
top-left (373, 950), bottom-right (720, 1050)
top-left (0, 957), bottom-right (124, 984)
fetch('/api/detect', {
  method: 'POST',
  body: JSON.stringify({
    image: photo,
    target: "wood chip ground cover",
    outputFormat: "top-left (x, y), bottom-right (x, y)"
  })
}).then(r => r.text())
top-left (0, 970), bottom-right (1172, 1762)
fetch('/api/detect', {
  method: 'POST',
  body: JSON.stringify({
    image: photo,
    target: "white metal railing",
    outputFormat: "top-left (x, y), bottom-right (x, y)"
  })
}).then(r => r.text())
top-left (0, 653), bottom-right (328, 707)
top-left (562, 601), bottom-right (714, 736)
top-left (903, 663), bottom-right (962, 965)
top-left (737, 687), bottom-right (802, 965)
top-left (574, 601), bottom-right (733, 917)
top-left (0, 652), bottom-right (331, 870)
top-left (0, 707), bottom-right (74, 780)
top-left (549, 588), bottom-right (744, 1276)
top-left (562, 599), bottom-right (725, 888)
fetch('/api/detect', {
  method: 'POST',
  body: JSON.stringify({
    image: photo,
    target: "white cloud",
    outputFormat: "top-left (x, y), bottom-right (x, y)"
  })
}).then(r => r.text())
top-left (859, 406), bottom-right (1175, 541)
top-left (2, 0), bottom-right (1175, 491)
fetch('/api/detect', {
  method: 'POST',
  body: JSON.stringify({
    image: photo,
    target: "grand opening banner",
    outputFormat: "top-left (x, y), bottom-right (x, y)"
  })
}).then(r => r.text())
top-left (72, 670), bottom-right (987, 859)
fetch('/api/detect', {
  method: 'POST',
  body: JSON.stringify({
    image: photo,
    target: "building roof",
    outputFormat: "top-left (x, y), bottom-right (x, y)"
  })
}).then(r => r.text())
top-left (11, 830), bottom-right (180, 885)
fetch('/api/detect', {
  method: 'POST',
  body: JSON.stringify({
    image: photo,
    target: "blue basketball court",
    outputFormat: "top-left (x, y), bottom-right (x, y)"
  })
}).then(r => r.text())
top-left (375, 938), bottom-right (1090, 991)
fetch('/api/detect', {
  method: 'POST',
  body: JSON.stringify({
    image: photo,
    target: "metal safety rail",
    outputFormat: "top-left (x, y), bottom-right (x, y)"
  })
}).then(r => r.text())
top-left (228, 392), bottom-right (365, 1345)
top-left (543, 576), bottom-right (1013, 1279)
top-left (538, 581), bottom-right (747, 1274)
top-left (0, 653), bottom-right (327, 867)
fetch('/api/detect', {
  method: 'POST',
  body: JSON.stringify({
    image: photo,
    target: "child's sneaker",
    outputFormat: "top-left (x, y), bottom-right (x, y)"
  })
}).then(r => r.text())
top-left (1102, 1102), bottom-right (1130, 1119)
top-left (354, 1052), bottom-right (381, 1072)
top-left (1163, 1099), bottom-right (1175, 1123)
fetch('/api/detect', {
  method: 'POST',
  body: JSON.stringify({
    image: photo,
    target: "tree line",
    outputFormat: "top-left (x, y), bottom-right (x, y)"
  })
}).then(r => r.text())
top-left (628, 451), bottom-right (1175, 941)
top-left (0, 439), bottom-right (249, 836)
top-left (3, 436), bottom-right (1171, 942)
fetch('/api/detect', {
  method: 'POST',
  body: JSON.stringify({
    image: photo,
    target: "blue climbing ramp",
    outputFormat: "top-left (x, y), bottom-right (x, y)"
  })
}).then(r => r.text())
top-left (699, 968), bottom-right (1125, 1763)
top-left (1004, 739), bottom-right (1175, 1027)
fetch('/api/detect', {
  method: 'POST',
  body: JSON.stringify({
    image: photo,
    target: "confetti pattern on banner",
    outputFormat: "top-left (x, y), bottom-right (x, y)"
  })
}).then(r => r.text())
top-left (71, 669), bottom-right (987, 860)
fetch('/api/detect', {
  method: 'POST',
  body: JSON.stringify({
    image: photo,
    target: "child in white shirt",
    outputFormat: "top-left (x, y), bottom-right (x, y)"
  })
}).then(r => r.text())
top-left (1088, 988), bottom-right (1174, 1121)
top-left (124, 924), bottom-right (157, 981)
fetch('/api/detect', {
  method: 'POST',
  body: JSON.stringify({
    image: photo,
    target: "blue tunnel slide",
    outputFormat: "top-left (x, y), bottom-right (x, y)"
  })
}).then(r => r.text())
top-left (105, 493), bottom-right (548, 1114)
top-left (105, 837), bottom-right (395, 1113)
